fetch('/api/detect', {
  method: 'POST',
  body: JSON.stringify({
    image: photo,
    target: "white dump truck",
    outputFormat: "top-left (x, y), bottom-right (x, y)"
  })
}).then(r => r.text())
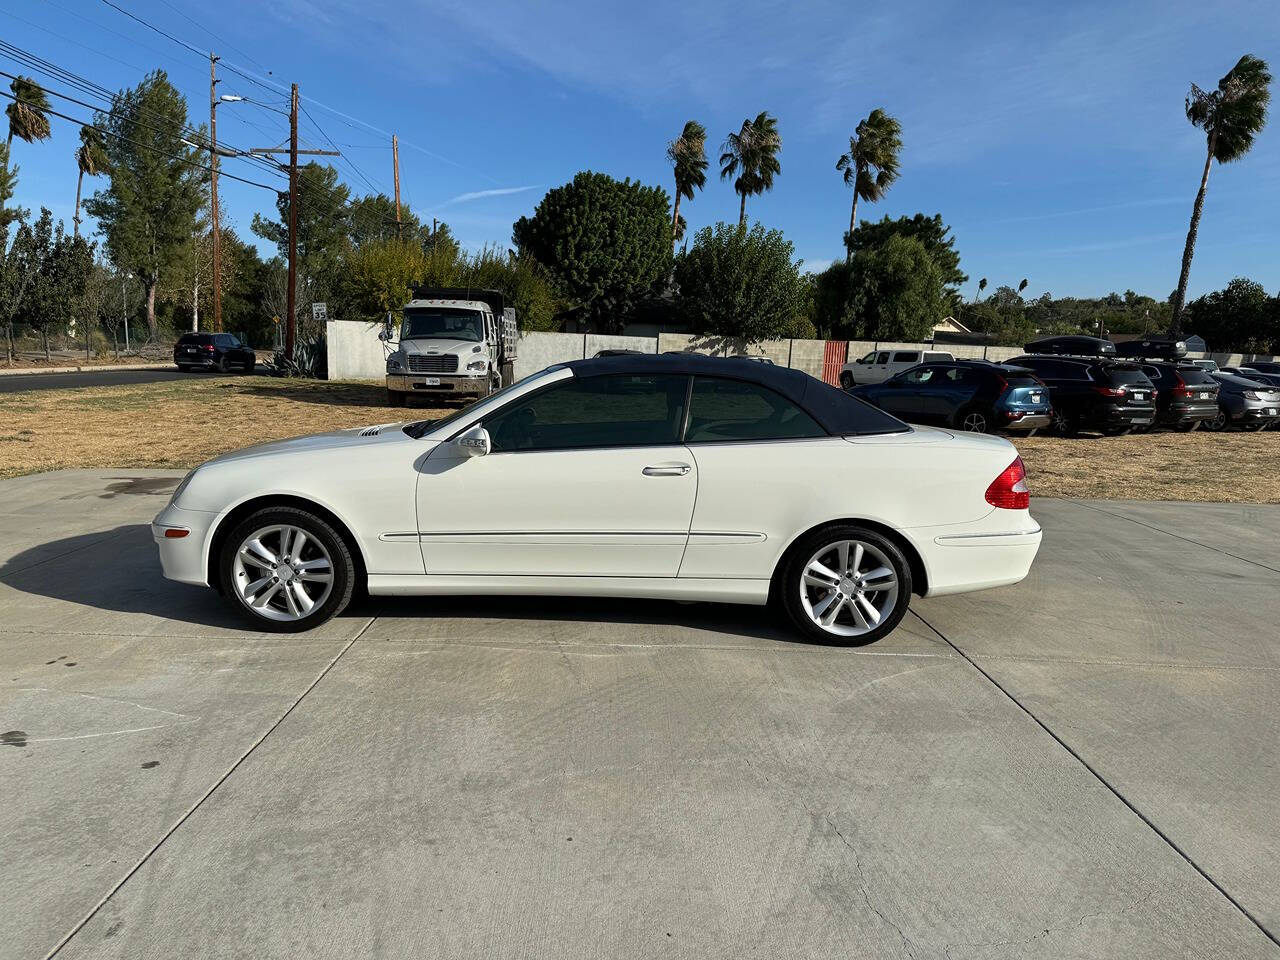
top-left (383, 287), bottom-right (517, 407)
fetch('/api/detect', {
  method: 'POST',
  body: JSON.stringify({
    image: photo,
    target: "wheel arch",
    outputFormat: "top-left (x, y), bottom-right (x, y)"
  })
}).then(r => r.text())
top-left (206, 494), bottom-right (369, 593)
top-left (769, 517), bottom-right (929, 603)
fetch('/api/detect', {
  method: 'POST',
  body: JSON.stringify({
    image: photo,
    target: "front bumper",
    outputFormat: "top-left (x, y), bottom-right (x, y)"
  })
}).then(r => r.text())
top-left (386, 374), bottom-right (489, 397)
top-left (152, 503), bottom-right (220, 586)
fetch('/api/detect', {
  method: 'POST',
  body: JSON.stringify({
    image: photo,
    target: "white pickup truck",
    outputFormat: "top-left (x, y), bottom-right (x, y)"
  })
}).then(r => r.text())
top-left (383, 288), bottom-right (517, 407)
top-left (840, 348), bottom-right (955, 389)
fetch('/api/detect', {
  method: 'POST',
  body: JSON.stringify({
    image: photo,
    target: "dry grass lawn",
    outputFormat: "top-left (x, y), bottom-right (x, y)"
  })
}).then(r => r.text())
top-left (1, 377), bottom-right (1278, 501)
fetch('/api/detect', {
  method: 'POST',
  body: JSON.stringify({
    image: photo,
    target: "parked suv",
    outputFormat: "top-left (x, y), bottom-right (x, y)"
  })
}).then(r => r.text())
top-left (840, 349), bottom-right (954, 388)
top-left (1137, 362), bottom-right (1220, 431)
top-left (1008, 355), bottom-right (1156, 435)
top-left (851, 360), bottom-right (1051, 433)
top-left (175, 333), bottom-right (256, 373)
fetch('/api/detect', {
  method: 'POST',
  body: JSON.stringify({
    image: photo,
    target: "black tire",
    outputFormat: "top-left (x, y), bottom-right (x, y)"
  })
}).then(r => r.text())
top-left (241, 360), bottom-right (256, 374)
top-left (1051, 410), bottom-right (1078, 437)
top-left (839, 372), bottom-right (855, 391)
top-left (779, 524), bottom-right (913, 647)
top-left (1174, 420), bottom-right (1199, 433)
top-left (218, 506), bottom-right (356, 633)
top-left (387, 389), bottom-right (406, 407)
top-left (1204, 409), bottom-right (1229, 432)
top-left (176, 364), bottom-right (190, 372)
top-left (215, 355), bottom-right (228, 374)
top-left (956, 405), bottom-right (993, 433)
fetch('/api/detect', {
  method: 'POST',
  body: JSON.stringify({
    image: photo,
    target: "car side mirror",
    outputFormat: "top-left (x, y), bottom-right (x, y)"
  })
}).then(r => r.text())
top-left (456, 424), bottom-right (491, 457)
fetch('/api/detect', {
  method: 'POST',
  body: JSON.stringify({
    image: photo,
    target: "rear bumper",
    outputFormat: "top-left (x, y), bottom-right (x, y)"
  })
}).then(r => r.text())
top-left (1161, 401), bottom-right (1218, 423)
top-left (387, 374), bottom-right (489, 397)
top-left (921, 525), bottom-right (1042, 596)
top-left (1095, 405), bottom-right (1155, 427)
top-left (1001, 411), bottom-right (1051, 431)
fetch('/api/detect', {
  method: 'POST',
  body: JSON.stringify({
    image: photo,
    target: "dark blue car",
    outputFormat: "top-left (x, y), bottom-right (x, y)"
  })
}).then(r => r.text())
top-left (850, 360), bottom-right (1052, 433)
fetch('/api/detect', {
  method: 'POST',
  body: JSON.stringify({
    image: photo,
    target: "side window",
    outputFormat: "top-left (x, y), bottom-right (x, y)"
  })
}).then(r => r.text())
top-left (892, 352), bottom-right (918, 363)
top-left (685, 377), bottom-right (827, 443)
top-left (944, 366), bottom-right (973, 383)
top-left (901, 367), bottom-right (936, 385)
top-left (857, 351), bottom-right (876, 364)
top-left (875, 352), bottom-right (891, 364)
top-left (484, 374), bottom-right (688, 452)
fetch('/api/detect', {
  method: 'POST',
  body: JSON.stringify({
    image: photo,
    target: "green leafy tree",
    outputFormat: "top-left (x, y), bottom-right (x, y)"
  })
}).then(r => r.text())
top-left (3, 76), bottom-right (52, 257)
top-left (252, 162), bottom-right (349, 320)
top-left (667, 120), bottom-right (708, 245)
top-left (1184, 278), bottom-right (1278, 353)
top-left (19, 217), bottom-right (93, 359)
top-left (73, 126), bottom-right (109, 238)
top-left (846, 214), bottom-right (967, 296)
top-left (1, 208), bottom-right (51, 361)
top-left (422, 220), bottom-right (460, 271)
top-left (341, 238), bottom-right (427, 321)
top-left (348, 193), bottom-right (424, 248)
top-left (84, 71), bottom-right (207, 337)
top-left (719, 112), bottom-right (782, 226)
top-left (219, 230), bottom-right (271, 346)
top-left (674, 222), bottom-right (808, 342)
top-left (0, 143), bottom-right (23, 269)
top-left (513, 171), bottom-right (671, 332)
top-left (836, 109), bottom-right (902, 261)
top-left (813, 234), bottom-right (945, 341)
top-left (1171, 54), bottom-right (1271, 330)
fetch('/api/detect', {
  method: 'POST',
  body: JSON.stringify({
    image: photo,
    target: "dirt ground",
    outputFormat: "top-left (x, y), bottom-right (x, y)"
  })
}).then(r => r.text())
top-left (1, 377), bottom-right (1277, 501)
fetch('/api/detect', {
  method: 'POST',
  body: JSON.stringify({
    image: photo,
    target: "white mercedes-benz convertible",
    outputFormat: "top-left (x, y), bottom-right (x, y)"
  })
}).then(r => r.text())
top-left (153, 354), bottom-right (1041, 644)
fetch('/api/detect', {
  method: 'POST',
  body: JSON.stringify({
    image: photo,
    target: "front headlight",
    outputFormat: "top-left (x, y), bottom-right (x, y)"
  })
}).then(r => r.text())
top-left (387, 356), bottom-right (403, 372)
top-left (466, 359), bottom-right (488, 372)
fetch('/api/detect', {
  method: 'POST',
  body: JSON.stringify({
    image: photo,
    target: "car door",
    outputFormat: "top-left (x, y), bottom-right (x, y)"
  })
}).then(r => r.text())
top-left (876, 367), bottom-right (931, 419)
top-left (868, 351), bottom-right (893, 381)
top-left (678, 375), bottom-right (840, 580)
top-left (416, 372), bottom-right (697, 577)
top-left (914, 365), bottom-right (968, 421)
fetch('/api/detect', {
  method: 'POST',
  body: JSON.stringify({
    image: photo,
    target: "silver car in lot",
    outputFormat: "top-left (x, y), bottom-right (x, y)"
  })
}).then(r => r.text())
top-left (1205, 373), bottom-right (1280, 431)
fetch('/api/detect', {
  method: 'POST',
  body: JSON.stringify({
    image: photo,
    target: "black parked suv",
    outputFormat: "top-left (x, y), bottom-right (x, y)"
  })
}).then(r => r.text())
top-left (1137, 361), bottom-right (1220, 431)
top-left (174, 333), bottom-right (256, 373)
top-left (1008, 354), bottom-right (1157, 435)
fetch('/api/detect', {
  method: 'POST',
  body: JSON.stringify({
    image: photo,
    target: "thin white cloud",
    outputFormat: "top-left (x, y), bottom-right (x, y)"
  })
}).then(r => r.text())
top-left (437, 185), bottom-right (540, 207)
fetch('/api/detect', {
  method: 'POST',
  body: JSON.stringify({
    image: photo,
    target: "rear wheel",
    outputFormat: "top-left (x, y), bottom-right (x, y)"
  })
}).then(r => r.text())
top-left (219, 507), bottom-right (355, 633)
top-left (957, 406), bottom-right (993, 433)
top-left (839, 371), bottom-right (855, 391)
top-left (1051, 410), bottom-right (1078, 437)
top-left (780, 525), bottom-right (912, 646)
top-left (1204, 409), bottom-right (1229, 432)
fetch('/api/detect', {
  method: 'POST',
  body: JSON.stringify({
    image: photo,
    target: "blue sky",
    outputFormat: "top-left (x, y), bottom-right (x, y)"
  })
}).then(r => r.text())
top-left (3, 0), bottom-right (1278, 301)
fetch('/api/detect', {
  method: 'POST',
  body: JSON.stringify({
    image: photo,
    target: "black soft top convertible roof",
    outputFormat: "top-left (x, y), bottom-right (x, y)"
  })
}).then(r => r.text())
top-left (563, 353), bottom-right (908, 436)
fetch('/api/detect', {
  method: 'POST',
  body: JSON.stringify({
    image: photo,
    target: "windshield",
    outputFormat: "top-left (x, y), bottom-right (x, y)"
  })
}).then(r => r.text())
top-left (401, 307), bottom-right (483, 342)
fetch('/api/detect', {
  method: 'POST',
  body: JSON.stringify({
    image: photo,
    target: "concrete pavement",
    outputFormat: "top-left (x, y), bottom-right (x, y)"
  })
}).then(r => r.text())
top-left (1, 471), bottom-right (1277, 959)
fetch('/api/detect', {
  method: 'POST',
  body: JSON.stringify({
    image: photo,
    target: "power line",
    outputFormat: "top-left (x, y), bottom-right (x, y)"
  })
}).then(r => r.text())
top-left (151, 0), bottom-right (272, 75)
top-left (0, 88), bottom-right (279, 191)
top-left (300, 103), bottom-right (389, 198)
top-left (0, 43), bottom-right (287, 181)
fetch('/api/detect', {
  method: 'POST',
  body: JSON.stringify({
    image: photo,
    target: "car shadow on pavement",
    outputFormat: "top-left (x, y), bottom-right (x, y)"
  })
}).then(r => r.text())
top-left (235, 381), bottom-right (400, 407)
top-left (0, 524), bottom-right (804, 643)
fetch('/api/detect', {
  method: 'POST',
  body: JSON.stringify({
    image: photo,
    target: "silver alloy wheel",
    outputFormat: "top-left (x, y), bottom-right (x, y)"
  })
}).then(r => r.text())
top-left (231, 523), bottom-right (334, 622)
top-left (799, 539), bottom-right (900, 638)
top-left (961, 410), bottom-right (988, 432)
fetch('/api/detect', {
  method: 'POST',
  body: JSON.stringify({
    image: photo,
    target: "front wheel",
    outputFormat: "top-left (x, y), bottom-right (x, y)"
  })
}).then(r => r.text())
top-left (839, 372), bottom-right (855, 391)
top-left (780, 525), bottom-right (912, 646)
top-left (219, 507), bottom-right (356, 633)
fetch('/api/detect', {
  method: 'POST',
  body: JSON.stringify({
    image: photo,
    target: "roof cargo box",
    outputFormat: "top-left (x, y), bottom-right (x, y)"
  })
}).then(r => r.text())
top-left (1113, 337), bottom-right (1188, 360)
top-left (1023, 335), bottom-right (1116, 357)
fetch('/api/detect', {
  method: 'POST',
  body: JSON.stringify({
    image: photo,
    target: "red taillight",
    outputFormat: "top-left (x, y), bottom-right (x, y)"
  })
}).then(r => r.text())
top-left (1172, 373), bottom-right (1189, 397)
top-left (203, 344), bottom-right (215, 352)
top-left (1093, 386), bottom-right (1125, 397)
top-left (986, 457), bottom-right (1030, 510)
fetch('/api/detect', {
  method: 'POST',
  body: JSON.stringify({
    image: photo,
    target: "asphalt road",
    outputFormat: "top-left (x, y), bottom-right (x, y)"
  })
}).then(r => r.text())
top-left (1, 471), bottom-right (1278, 959)
top-left (0, 367), bottom-right (265, 393)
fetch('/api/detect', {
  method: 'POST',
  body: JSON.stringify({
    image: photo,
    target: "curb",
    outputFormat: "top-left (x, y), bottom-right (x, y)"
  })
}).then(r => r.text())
top-left (0, 362), bottom-right (174, 377)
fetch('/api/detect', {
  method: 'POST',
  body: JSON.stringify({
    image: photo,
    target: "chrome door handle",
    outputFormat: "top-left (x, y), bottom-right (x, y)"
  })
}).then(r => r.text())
top-left (642, 464), bottom-right (691, 477)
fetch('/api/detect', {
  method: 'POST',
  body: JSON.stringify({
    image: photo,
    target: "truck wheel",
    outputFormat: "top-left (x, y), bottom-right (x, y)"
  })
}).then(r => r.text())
top-left (387, 390), bottom-right (406, 408)
top-left (840, 372), bottom-right (855, 390)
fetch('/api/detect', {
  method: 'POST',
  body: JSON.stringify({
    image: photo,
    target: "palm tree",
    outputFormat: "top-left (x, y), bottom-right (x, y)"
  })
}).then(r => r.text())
top-left (667, 120), bottom-right (707, 247)
top-left (1018, 278), bottom-right (1028, 295)
top-left (73, 126), bottom-right (109, 238)
top-left (2, 76), bottom-right (51, 257)
top-left (975, 278), bottom-right (987, 303)
top-left (1170, 54), bottom-right (1271, 332)
top-left (836, 109), bottom-right (902, 261)
top-left (719, 111), bottom-right (782, 226)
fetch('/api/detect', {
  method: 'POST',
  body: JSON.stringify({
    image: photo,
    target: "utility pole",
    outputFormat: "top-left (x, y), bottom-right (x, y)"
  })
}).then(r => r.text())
top-left (251, 85), bottom-right (338, 364)
top-left (392, 134), bottom-right (402, 238)
top-left (209, 53), bottom-right (222, 333)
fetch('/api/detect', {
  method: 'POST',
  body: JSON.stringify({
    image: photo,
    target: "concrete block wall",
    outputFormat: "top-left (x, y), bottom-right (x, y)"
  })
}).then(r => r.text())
top-left (326, 320), bottom-right (388, 381)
